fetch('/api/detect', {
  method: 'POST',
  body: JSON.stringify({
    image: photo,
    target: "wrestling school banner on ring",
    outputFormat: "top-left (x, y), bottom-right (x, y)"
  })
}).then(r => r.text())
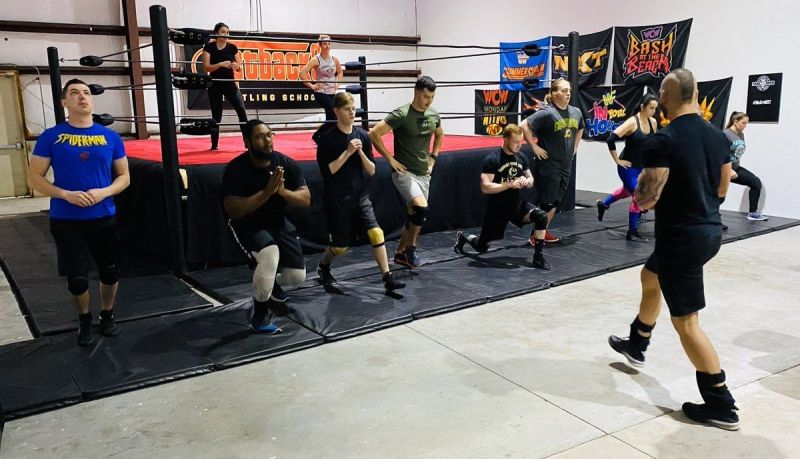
top-left (499, 37), bottom-right (550, 91)
top-left (551, 28), bottom-right (612, 88)
top-left (612, 19), bottom-right (692, 85)
top-left (474, 89), bottom-right (519, 136)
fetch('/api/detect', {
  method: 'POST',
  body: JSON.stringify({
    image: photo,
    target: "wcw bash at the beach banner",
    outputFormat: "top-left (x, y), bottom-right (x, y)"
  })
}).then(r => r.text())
top-left (184, 40), bottom-right (324, 110)
top-left (612, 19), bottom-right (692, 85)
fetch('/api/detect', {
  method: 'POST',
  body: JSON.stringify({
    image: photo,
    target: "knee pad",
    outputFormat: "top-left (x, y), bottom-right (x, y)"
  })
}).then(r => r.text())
top-left (366, 227), bottom-right (385, 247)
top-left (98, 264), bottom-right (119, 285)
top-left (278, 268), bottom-right (305, 287)
top-left (529, 208), bottom-right (548, 230)
top-left (330, 246), bottom-right (349, 256)
top-left (539, 202), bottom-right (556, 212)
top-left (252, 245), bottom-right (279, 302)
top-left (67, 276), bottom-right (89, 296)
top-left (408, 206), bottom-right (428, 227)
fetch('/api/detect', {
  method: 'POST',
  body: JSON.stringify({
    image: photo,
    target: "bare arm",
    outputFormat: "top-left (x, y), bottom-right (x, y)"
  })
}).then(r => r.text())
top-left (202, 50), bottom-right (231, 73)
top-left (334, 57), bottom-right (343, 91)
top-left (278, 185), bottom-right (311, 207)
top-left (298, 57), bottom-right (319, 90)
top-left (573, 129), bottom-right (583, 154)
top-left (634, 167), bottom-right (670, 210)
top-left (369, 121), bottom-right (406, 173)
top-left (522, 169), bottom-right (534, 189)
top-left (480, 173), bottom-right (512, 195)
top-left (358, 150), bottom-right (376, 176)
top-left (608, 117), bottom-right (636, 165)
top-left (223, 168), bottom-right (283, 220)
top-left (328, 139), bottom-right (361, 175)
top-left (428, 125), bottom-right (444, 173)
top-left (86, 157), bottom-right (130, 203)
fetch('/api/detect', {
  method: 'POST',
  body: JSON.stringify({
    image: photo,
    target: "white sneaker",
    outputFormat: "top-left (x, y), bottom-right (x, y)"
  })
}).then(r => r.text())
top-left (747, 212), bottom-right (768, 221)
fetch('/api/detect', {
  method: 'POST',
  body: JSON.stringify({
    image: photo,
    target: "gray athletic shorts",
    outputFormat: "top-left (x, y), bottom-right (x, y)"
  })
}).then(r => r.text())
top-left (392, 170), bottom-right (430, 204)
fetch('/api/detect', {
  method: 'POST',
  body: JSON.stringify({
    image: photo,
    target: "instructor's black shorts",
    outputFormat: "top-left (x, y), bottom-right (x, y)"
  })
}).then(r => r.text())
top-left (479, 200), bottom-right (535, 244)
top-left (644, 234), bottom-right (721, 317)
top-left (230, 221), bottom-right (305, 270)
top-left (325, 194), bottom-right (379, 247)
top-left (49, 216), bottom-right (121, 278)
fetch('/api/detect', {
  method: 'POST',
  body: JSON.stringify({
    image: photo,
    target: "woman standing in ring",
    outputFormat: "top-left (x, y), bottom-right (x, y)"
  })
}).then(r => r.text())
top-left (299, 34), bottom-right (343, 121)
top-left (203, 22), bottom-right (248, 150)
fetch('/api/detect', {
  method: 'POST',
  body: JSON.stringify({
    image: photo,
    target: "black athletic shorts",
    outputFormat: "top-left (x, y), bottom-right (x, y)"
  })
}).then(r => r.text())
top-left (644, 234), bottom-right (722, 317)
top-left (479, 200), bottom-right (535, 244)
top-left (49, 216), bottom-right (121, 278)
top-left (533, 164), bottom-right (570, 208)
top-left (230, 221), bottom-right (305, 270)
top-left (325, 194), bottom-right (379, 247)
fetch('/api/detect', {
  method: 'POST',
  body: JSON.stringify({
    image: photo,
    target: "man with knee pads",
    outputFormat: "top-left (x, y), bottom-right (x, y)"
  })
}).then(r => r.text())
top-left (28, 78), bottom-right (130, 346)
top-left (313, 93), bottom-right (405, 293)
top-left (608, 69), bottom-right (739, 430)
top-left (370, 76), bottom-right (444, 269)
top-left (223, 120), bottom-right (311, 333)
top-left (453, 124), bottom-right (551, 270)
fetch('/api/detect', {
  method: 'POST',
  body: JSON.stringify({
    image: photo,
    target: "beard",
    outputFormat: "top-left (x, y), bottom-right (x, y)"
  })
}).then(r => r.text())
top-left (251, 147), bottom-right (274, 161)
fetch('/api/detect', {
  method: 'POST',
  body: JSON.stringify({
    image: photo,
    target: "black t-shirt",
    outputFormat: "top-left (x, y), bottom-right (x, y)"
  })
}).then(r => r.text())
top-left (313, 124), bottom-right (374, 203)
top-left (481, 148), bottom-right (530, 211)
top-left (222, 151), bottom-right (306, 233)
top-left (642, 114), bottom-right (731, 242)
top-left (620, 116), bottom-right (655, 169)
top-left (203, 42), bottom-right (239, 80)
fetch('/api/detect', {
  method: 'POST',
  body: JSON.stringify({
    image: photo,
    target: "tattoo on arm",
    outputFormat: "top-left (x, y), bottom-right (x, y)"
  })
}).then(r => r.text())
top-left (634, 167), bottom-right (669, 210)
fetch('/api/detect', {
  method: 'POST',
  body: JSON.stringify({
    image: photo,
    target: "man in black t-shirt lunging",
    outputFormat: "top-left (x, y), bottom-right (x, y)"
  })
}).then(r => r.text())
top-left (608, 69), bottom-right (739, 430)
top-left (453, 124), bottom-right (550, 270)
top-left (313, 92), bottom-right (405, 293)
top-left (222, 120), bottom-right (310, 333)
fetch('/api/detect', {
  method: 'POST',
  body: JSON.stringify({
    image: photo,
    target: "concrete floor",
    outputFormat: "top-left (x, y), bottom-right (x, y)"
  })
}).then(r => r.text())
top-left (1, 197), bottom-right (799, 458)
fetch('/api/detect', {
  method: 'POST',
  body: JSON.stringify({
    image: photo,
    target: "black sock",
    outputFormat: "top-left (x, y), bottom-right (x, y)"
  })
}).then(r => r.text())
top-left (100, 309), bottom-right (114, 319)
top-left (252, 299), bottom-right (269, 323)
top-left (319, 262), bottom-right (331, 271)
top-left (534, 239), bottom-right (544, 254)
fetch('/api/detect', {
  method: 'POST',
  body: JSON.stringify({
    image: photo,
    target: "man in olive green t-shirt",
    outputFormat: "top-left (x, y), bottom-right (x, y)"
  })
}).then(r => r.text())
top-left (370, 76), bottom-right (444, 269)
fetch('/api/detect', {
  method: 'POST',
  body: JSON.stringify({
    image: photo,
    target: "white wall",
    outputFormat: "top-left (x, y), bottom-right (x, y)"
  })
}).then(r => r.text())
top-left (417, 0), bottom-right (799, 218)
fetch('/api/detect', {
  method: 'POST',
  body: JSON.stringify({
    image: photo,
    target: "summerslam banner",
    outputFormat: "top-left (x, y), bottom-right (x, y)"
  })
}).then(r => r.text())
top-left (649, 77), bottom-right (732, 129)
top-left (612, 19), bottom-right (692, 85)
top-left (184, 40), bottom-right (323, 110)
top-left (551, 28), bottom-right (612, 88)
top-left (474, 89), bottom-right (519, 136)
top-left (499, 37), bottom-right (550, 90)
top-left (577, 85), bottom-right (647, 141)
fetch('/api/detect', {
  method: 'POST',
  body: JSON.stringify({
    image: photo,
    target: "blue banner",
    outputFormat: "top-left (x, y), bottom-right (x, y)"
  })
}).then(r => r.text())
top-left (499, 37), bottom-right (550, 90)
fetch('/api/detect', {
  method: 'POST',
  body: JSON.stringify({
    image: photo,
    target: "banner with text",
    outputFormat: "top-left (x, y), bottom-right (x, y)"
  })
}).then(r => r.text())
top-left (500, 37), bottom-right (550, 90)
top-left (184, 39), bottom-right (322, 110)
top-left (612, 19), bottom-right (692, 85)
top-left (577, 85), bottom-right (647, 141)
top-left (747, 73), bottom-right (782, 122)
top-left (474, 89), bottom-right (519, 136)
top-left (552, 28), bottom-right (612, 88)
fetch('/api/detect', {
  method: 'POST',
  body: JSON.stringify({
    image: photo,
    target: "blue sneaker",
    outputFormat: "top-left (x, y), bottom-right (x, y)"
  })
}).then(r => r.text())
top-left (406, 245), bottom-right (421, 267)
top-left (250, 313), bottom-right (282, 334)
top-left (747, 211), bottom-right (768, 221)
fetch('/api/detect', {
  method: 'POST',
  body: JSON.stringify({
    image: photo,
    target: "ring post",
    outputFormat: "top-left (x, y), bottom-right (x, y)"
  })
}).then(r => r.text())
top-left (150, 4), bottom-right (188, 275)
top-left (358, 56), bottom-right (369, 130)
top-left (563, 31), bottom-right (580, 212)
top-left (47, 47), bottom-right (65, 125)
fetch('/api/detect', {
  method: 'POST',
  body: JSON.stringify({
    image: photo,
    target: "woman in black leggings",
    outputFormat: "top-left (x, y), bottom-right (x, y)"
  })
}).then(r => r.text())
top-left (203, 22), bottom-right (248, 150)
top-left (723, 111), bottom-right (767, 221)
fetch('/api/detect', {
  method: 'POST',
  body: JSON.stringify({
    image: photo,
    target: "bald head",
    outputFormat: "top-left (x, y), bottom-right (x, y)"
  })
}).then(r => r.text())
top-left (659, 68), bottom-right (698, 120)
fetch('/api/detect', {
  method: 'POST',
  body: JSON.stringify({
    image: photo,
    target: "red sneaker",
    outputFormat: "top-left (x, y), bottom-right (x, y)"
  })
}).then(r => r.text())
top-left (543, 231), bottom-right (560, 243)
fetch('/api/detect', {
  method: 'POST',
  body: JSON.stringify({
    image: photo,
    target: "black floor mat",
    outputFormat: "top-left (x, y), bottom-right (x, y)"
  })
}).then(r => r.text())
top-left (163, 300), bottom-right (324, 369)
top-left (0, 338), bottom-right (83, 419)
top-left (23, 274), bottom-right (213, 336)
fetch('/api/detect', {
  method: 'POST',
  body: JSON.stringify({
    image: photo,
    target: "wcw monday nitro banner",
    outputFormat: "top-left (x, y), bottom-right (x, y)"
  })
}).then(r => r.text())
top-left (612, 19), bottom-right (692, 85)
top-left (184, 40), bottom-right (324, 110)
top-left (577, 85), bottom-right (649, 141)
top-left (551, 28), bottom-right (612, 88)
top-left (474, 90), bottom-right (519, 136)
top-left (499, 37), bottom-right (550, 90)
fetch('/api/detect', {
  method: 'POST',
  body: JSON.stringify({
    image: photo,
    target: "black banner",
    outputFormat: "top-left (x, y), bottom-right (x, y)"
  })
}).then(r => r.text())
top-left (612, 19), bottom-right (692, 85)
top-left (520, 89), bottom-right (549, 119)
top-left (552, 28), bottom-right (612, 88)
top-left (747, 73), bottom-right (782, 122)
top-left (184, 39), bottom-right (323, 110)
top-left (650, 77), bottom-right (732, 129)
top-left (474, 89), bottom-right (519, 136)
top-left (577, 85), bottom-right (648, 141)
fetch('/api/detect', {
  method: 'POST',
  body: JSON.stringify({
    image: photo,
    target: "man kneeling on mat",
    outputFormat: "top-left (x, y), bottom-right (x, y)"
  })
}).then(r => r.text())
top-left (223, 120), bottom-right (310, 333)
top-left (313, 92), bottom-right (405, 293)
top-left (453, 124), bottom-right (550, 270)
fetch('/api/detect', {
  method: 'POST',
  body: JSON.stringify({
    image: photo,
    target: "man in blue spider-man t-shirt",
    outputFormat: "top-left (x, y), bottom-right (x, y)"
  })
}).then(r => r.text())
top-left (28, 78), bottom-right (130, 347)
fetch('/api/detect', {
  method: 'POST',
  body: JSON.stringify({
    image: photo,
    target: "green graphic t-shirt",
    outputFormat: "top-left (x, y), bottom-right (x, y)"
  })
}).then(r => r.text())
top-left (385, 103), bottom-right (441, 176)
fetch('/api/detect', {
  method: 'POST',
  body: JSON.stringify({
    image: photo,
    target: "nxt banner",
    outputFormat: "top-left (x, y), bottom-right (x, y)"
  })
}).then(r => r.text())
top-left (577, 85), bottom-right (647, 141)
top-left (499, 37), bottom-right (550, 90)
top-left (650, 77), bottom-right (732, 129)
top-left (551, 28), bottom-right (612, 88)
top-left (474, 89), bottom-right (519, 136)
top-left (184, 39), bottom-right (323, 110)
top-left (612, 19), bottom-right (692, 85)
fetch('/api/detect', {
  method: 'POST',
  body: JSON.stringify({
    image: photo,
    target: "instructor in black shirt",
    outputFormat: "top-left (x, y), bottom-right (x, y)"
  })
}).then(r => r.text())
top-left (203, 22), bottom-right (248, 150)
top-left (608, 68), bottom-right (738, 430)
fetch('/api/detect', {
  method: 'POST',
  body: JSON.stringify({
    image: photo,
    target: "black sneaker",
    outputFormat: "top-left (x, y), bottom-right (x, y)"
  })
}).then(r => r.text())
top-left (406, 246), bottom-right (421, 267)
top-left (596, 200), bottom-right (608, 221)
top-left (77, 313), bottom-right (94, 347)
top-left (626, 231), bottom-right (649, 243)
top-left (454, 231), bottom-right (467, 254)
top-left (682, 402), bottom-right (740, 430)
top-left (317, 264), bottom-right (337, 287)
top-left (608, 335), bottom-right (645, 368)
top-left (722, 223), bottom-right (729, 232)
top-left (270, 283), bottom-right (289, 303)
top-left (383, 272), bottom-right (406, 291)
top-left (531, 253), bottom-right (551, 270)
top-left (99, 310), bottom-right (120, 337)
top-left (394, 249), bottom-right (418, 269)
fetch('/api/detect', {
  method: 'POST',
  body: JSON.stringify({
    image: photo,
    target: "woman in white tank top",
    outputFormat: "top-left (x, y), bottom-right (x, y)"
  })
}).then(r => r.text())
top-left (299, 34), bottom-right (343, 121)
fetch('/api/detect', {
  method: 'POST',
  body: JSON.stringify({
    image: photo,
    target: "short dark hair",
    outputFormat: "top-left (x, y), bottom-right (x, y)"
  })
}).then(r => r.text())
top-left (333, 92), bottom-right (354, 109)
top-left (243, 119), bottom-right (269, 142)
top-left (636, 94), bottom-right (659, 113)
top-left (415, 76), bottom-right (436, 92)
top-left (670, 68), bottom-right (695, 103)
top-left (213, 22), bottom-right (229, 34)
top-left (61, 78), bottom-right (89, 99)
